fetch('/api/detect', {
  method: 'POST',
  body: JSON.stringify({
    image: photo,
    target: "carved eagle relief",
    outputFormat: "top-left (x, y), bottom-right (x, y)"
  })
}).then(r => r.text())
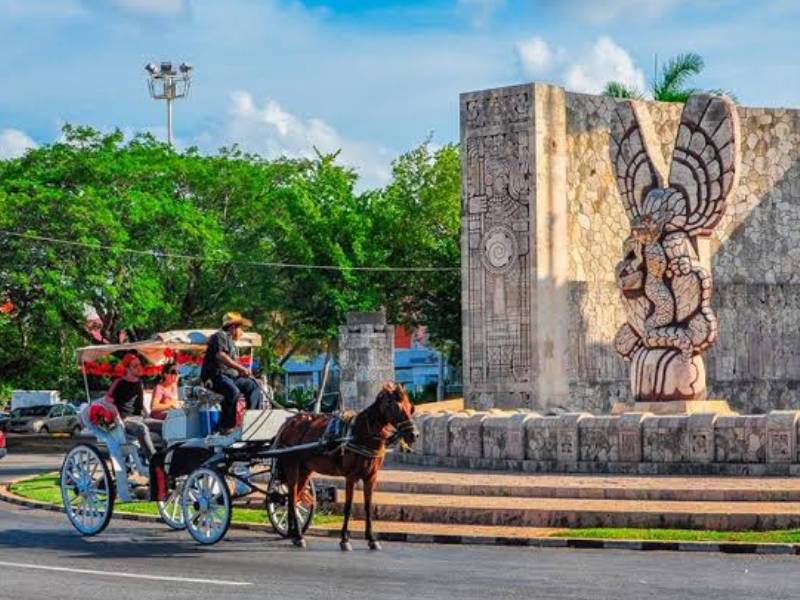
top-left (610, 94), bottom-right (739, 364)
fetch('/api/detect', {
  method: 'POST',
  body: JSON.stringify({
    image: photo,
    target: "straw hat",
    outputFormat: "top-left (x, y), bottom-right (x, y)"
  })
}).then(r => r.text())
top-left (222, 311), bottom-right (253, 328)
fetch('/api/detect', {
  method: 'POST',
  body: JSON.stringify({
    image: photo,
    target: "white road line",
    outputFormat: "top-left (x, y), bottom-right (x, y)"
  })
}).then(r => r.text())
top-left (0, 560), bottom-right (251, 586)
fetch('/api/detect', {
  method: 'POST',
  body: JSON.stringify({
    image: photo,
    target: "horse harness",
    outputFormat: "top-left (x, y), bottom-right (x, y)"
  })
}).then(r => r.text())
top-left (323, 413), bottom-right (415, 459)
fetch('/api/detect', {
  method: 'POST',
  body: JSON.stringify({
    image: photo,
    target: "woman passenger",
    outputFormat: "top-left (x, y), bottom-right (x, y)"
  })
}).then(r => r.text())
top-left (150, 362), bottom-right (180, 420)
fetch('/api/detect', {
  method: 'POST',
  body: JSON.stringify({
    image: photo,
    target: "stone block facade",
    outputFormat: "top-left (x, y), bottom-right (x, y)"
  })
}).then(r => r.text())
top-left (461, 83), bottom-right (800, 413)
top-left (338, 310), bottom-right (394, 411)
top-left (401, 409), bottom-right (800, 475)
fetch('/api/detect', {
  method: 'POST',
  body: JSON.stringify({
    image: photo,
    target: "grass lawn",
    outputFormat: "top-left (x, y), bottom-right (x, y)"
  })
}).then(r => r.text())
top-left (10, 472), bottom-right (342, 527)
top-left (552, 528), bottom-right (800, 544)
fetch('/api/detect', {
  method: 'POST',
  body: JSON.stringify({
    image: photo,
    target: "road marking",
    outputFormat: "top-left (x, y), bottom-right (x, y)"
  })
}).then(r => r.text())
top-left (0, 560), bottom-right (251, 586)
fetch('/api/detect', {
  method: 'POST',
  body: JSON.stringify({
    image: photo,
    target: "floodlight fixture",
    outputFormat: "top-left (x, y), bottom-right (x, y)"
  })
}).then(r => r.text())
top-left (144, 59), bottom-right (193, 147)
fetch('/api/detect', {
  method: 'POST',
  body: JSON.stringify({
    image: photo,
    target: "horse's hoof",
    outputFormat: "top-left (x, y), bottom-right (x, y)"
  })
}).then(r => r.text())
top-left (368, 540), bottom-right (382, 551)
top-left (292, 538), bottom-right (307, 549)
top-left (340, 541), bottom-right (353, 552)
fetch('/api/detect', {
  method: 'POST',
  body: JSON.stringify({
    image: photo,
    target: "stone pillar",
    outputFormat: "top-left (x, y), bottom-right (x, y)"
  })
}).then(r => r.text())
top-left (461, 83), bottom-right (569, 411)
top-left (338, 309), bottom-right (394, 411)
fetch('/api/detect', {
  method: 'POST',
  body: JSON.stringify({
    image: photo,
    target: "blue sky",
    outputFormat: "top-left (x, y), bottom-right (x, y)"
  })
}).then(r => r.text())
top-left (0, 0), bottom-right (798, 188)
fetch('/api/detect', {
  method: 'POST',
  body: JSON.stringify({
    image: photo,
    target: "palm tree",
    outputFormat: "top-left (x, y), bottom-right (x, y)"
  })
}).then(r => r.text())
top-left (603, 52), bottom-right (735, 103)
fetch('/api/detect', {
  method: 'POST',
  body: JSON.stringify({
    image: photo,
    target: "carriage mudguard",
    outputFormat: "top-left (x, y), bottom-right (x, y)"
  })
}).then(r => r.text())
top-left (165, 445), bottom-right (215, 479)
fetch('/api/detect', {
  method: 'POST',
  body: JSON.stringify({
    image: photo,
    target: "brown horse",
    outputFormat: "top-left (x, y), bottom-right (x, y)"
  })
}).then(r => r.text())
top-left (274, 382), bottom-right (418, 550)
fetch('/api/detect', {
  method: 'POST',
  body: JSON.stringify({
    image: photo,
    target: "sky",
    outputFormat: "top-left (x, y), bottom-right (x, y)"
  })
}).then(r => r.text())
top-left (0, 0), bottom-right (798, 188)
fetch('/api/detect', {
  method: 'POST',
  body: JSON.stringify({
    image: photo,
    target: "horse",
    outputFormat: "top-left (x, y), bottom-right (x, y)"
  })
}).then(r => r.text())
top-left (273, 382), bottom-right (418, 550)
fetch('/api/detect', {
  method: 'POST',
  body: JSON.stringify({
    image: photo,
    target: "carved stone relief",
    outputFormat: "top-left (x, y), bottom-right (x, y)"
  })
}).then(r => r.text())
top-left (609, 95), bottom-right (740, 402)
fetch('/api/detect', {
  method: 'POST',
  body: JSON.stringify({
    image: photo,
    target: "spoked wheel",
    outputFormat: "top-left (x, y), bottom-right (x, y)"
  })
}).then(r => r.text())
top-left (266, 475), bottom-right (316, 538)
top-left (60, 444), bottom-right (115, 536)
top-left (181, 467), bottom-right (231, 545)
top-left (157, 477), bottom-right (186, 530)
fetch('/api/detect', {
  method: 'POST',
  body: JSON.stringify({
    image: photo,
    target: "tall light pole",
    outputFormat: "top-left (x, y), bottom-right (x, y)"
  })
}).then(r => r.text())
top-left (145, 61), bottom-right (193, 147)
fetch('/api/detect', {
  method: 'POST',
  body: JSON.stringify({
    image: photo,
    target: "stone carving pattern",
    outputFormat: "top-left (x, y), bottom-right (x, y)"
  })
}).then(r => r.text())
top-left (463, 89), bottom-right (533, 389)
top-left (610, 95), bottom-right (740, 401)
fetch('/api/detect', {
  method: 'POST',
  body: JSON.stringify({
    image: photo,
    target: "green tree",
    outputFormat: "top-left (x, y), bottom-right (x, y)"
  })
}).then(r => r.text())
top-left (369, 141), bottom-right (462, 362)
top-left (0, 126), bottom-right (380, 396)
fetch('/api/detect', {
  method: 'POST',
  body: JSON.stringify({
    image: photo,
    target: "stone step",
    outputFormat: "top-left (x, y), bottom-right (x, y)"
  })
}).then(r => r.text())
top-left (314, 468), bottom-right (800, 502)
top-left (333, 489), bottom-right (800, 531)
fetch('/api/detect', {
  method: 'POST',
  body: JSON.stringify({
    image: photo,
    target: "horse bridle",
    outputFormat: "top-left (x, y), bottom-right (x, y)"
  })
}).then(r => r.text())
top-left (344, 394), bottom-right (416, 456)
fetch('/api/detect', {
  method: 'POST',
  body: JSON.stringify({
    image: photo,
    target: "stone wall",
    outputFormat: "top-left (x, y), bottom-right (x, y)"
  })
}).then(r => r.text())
top-left (338, 310), bottom-right (394, 410)
top-left (396, 409), bottom-right (800, 475)
top-left (461, 82), bottom-right (800, 413)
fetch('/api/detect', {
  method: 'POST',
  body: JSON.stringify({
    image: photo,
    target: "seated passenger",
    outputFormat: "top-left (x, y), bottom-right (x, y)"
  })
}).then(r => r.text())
top-left (105, 352), bottom-right (159, 458)
top-left (200, 312), bottom-right (263, 434)
top-left (150, 362), bottom-right (180, 421)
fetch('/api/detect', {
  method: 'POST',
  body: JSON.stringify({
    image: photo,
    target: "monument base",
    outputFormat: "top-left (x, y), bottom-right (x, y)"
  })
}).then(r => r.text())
top-left (611, 399), bottom-right (736, 415)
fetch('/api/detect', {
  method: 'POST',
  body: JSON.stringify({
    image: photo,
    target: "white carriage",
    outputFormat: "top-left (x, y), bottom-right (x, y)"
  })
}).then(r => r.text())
top-left (60, 330), bottom-right (318, 545)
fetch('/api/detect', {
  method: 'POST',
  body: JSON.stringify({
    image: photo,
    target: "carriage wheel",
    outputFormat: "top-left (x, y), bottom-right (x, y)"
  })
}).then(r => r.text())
top-left (157, 477), bottom-right (186, 530)
top-left (181, 467), bottom-right (231, 545)
top-left (60, 444), bottom-right (115, 536)
top-left (266, 475), bottom-right (316, 538)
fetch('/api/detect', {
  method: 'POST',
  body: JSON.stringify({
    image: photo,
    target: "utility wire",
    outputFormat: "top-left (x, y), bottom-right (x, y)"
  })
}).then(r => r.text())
top-left (0, 230), bottom-right (459, 273)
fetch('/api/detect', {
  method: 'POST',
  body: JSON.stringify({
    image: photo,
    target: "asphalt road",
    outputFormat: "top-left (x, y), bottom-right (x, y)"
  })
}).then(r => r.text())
top-left (1, 454), bottom-right (800, 600)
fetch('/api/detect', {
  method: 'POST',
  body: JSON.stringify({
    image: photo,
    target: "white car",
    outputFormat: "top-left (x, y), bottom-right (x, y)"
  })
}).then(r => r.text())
top-left (7, 403), bottom-right (81, 435)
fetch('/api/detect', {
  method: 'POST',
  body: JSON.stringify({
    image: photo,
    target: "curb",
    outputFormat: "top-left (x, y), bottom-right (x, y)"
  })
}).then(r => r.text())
top-left (2, 481), bottom-right (799, 555)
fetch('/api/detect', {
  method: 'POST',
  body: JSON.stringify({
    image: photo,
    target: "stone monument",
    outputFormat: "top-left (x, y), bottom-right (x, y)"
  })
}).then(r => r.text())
top-left (461, 82), bottom-right (800, 414)
top-left (338, 309), bottom-right (395, 410)
top-left (609, 95), bottom-right (740, 409)
top-left (460, 84), bottom-right (570, 411)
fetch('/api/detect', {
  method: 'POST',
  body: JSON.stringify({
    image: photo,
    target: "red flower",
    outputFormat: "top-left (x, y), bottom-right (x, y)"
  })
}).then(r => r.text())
top-left (0, 301), bottom-right (14, 315)
top-left (163, 348), bottom-right (175, 358)
top-left (176, 353), bottom-right (189, 365)
top-left (88, 401), bottom-right (119, 432)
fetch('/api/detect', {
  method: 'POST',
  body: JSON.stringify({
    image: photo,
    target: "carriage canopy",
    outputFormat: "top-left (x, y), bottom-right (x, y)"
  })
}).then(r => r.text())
top-left (76, 329), bottom-right (261, 365)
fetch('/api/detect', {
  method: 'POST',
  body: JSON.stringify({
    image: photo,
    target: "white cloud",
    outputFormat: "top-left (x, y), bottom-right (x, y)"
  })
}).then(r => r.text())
top-left (515, 36), bottom-right (555, 77)
top-left (0, 129), bottom-right (36, 159)
top-left (559, 0), bottom-right (684, 23)
top-left (457, 0), bottom-right (505, 28)
top-left (221, 92), bottom-right (392, 189)
top-left (563, 36), bottom-right (645, 94)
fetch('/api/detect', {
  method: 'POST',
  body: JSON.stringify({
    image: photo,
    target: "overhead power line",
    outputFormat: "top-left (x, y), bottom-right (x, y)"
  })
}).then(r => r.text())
top-left (0, 230), bottom-right (459, 273)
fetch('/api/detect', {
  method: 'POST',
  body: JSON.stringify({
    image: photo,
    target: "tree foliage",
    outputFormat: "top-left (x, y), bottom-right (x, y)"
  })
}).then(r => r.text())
top-left (0, 127), bottom-right (463, 400)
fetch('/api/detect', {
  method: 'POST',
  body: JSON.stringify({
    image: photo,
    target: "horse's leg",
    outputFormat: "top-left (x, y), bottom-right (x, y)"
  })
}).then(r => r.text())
top-left (287, 480), bottom-right (307, 548)
top-left (339, 475), bottom-right (356, 551)
top-left (363, 472), bottom-right (381, 551)
top-left (283, 462), bottom-right (306, 548)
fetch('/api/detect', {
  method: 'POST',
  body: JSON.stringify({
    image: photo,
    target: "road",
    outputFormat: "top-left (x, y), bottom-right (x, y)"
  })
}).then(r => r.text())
top-left (1, 454), bottom-right (800, 600)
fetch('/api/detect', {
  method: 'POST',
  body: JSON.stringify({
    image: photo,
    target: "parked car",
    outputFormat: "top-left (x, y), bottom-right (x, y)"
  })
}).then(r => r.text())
top-left (0, 430), bottom-right (6, 459)
top-left (7, 403), bottom-right (81, 435)
top-left (0, 409), bottom-right (13, 432)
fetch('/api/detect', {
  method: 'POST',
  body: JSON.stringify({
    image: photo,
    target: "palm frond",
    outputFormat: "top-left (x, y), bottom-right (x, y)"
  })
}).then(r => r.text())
top-left (653, 52), bottom-right (704, 101)
top-left (602, 81), bottom-right (644, 100)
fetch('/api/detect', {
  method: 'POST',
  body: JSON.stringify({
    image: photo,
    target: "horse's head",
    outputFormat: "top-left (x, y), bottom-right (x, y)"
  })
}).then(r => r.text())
top-left (374, 382), bottom-right (418, 446)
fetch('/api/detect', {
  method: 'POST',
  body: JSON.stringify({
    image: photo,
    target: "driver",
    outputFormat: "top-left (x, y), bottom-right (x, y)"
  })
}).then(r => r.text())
top-left (201, 312), bottom-right (263, 434)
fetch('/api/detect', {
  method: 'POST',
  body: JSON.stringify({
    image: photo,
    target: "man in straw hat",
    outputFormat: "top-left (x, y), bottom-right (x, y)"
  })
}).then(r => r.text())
top-left (201, 312), bottom-right (263, 433)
